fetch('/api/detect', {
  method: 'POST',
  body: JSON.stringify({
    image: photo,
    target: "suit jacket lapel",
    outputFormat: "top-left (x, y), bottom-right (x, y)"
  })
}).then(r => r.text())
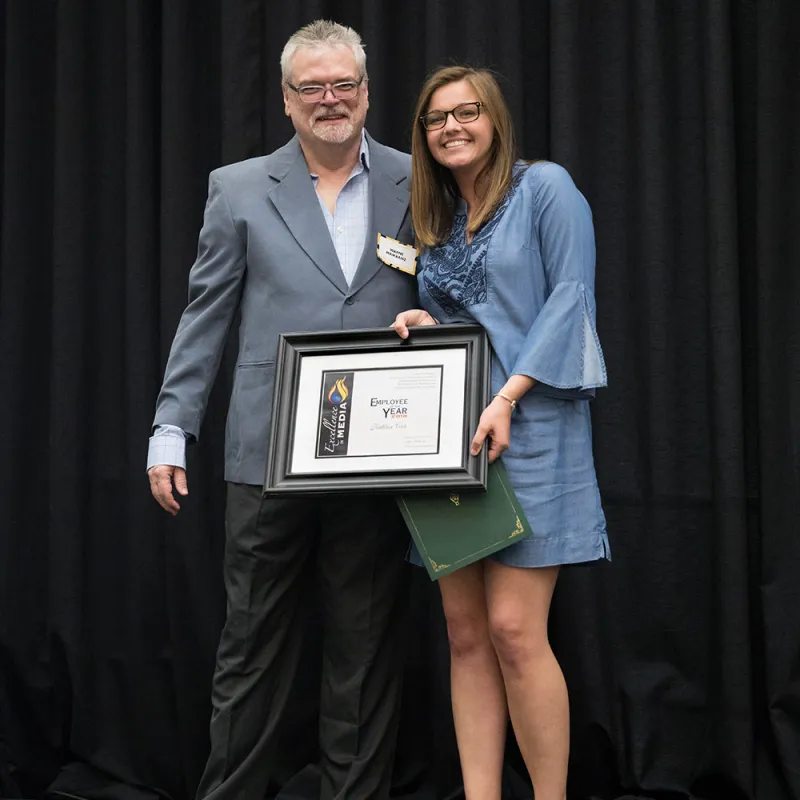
top-left (266, 139), bottom-right (349, 295)
top-left (349, 141), bottom-right (410, 295)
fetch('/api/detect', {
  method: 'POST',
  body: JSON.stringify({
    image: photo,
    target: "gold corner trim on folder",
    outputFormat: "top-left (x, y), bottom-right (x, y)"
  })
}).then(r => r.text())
top-left (509, 516), bottom-right (524, 538)
top-left (430, 558), bottom-right (452, 572)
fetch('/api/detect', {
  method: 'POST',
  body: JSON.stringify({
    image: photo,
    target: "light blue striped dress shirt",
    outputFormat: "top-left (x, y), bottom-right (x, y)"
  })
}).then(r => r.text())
top-left (310, 130), bottom-right (370, 285)
top-left (147, 133), bottom-right (372, 472)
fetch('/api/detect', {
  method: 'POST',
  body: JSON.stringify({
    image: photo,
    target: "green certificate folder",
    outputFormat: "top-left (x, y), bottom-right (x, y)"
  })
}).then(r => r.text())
top-left (396, 461), bottom-right (532, 580)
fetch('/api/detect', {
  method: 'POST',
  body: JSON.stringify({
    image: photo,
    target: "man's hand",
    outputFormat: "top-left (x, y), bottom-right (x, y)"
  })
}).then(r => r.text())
top-left (148, 465), bottom-right (188, 516)
top-left (391, 309), bottom-right (437, 339)
top-left (470, 397), bottom-right (513, 464)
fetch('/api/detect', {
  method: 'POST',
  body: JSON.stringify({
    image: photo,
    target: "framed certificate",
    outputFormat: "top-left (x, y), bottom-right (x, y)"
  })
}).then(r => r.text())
top-left (263, 324), bottom-right (490, 495)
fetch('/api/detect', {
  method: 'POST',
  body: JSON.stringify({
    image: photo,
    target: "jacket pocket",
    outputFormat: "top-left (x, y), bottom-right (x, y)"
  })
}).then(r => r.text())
top-left (236, 359), bottom-right (275, 369)
top-left (226, 361), bottom-right (277, 465)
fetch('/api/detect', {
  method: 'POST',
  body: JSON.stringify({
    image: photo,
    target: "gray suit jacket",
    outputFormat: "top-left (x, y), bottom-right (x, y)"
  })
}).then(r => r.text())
top-left (153, 132), bottom-right (418, 484)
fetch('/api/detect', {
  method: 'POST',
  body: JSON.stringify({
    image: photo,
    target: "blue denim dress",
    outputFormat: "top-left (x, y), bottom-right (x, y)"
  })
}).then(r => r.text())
top-left (414, 162), bottom-right (610, 568)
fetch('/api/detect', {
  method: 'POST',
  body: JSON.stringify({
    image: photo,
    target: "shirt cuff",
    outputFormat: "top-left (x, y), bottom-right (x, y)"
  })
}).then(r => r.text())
top-left (147, 425), bottom-right (188, 471)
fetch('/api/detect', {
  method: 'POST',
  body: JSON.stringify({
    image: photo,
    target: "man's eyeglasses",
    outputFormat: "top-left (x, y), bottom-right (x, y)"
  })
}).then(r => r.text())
top-left (286, 77), bottom-right (364, 103)
top-left (420, 101), bottom-right (483, 131)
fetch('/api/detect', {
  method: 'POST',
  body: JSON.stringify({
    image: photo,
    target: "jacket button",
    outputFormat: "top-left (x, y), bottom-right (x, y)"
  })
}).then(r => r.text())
top-left (344, 296), bottom-right (355, 305)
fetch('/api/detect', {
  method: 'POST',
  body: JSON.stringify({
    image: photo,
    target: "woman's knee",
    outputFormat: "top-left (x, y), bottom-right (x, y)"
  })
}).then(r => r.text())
top-left (444, 608), bottom-right (492, 660)
top-left (488, 608), bottom-right (548, 672)
top-left (439, 565), bottom-right (492, 660)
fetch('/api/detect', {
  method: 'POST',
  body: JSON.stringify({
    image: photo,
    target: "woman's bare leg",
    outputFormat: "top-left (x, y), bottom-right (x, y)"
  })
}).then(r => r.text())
top-left (485, 563), bottom-right (567, 800)
top-left (439, 562), bottom-right (508, 799)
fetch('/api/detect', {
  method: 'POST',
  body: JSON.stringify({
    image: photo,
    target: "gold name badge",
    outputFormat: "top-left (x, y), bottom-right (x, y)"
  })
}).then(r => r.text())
top-left (377, 234), bottom-right (418, 275)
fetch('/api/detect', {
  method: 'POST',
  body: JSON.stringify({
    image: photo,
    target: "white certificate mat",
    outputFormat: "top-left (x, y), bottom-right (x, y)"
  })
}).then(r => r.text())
top-left (290, 348), bottom-right (467, 475)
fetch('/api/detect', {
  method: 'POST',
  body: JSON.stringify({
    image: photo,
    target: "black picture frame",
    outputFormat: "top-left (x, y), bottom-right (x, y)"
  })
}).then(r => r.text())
top-left (263, 324), bottom-right (490, 495)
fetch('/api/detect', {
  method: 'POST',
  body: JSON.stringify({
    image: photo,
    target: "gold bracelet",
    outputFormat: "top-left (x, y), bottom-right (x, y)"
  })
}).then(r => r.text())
top-left (493, 392), bottom-right (517, 410)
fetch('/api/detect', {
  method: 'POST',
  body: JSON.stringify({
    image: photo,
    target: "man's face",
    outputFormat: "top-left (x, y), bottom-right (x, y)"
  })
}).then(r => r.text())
top-left (283, 45), bottom-right (369, 147)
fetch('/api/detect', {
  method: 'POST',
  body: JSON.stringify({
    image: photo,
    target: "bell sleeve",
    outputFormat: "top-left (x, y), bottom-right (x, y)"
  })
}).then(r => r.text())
top-left (512, 164), bottom-right (607, 390)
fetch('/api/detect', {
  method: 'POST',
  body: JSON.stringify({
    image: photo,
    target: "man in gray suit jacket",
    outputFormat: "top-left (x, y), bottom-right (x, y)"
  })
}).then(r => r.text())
top-left (147, 21), bottom-right (417, 800)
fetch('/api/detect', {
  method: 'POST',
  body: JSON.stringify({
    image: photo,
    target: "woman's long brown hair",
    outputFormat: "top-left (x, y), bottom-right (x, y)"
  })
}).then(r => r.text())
top-left (411, 66), bottom-right (518, 248)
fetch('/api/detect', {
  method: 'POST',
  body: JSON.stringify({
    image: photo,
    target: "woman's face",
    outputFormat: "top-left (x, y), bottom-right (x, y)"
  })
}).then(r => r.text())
top-left (424, 79), bottom-right (495, 177)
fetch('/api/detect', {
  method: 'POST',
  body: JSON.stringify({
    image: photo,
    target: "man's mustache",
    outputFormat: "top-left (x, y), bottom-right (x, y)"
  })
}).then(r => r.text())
top-left (313, 106), bottom-right (350, 121)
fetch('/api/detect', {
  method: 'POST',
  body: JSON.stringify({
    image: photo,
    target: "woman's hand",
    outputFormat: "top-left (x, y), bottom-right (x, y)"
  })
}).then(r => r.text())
top-left (471, 396), bottom-right (513, 464)
top-left (391, 309), bottom-right (437, 339)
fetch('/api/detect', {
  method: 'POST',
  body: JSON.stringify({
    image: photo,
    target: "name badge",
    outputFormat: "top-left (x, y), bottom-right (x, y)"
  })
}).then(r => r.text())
top-left (377, 234), bottom-right (418, 276)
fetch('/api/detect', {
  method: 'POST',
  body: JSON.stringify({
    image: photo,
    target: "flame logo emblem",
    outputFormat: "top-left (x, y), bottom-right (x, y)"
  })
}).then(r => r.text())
top-left (327, 377), bottom-right (349, 404)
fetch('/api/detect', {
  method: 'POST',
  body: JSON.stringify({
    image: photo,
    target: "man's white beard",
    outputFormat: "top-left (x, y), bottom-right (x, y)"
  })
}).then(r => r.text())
top-left (312, 118), bottom-right (355, 144)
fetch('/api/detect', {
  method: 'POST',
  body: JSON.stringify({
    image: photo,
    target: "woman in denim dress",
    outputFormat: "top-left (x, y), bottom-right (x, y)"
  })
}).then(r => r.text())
top-left (392, 66), bottom-right (609, 800)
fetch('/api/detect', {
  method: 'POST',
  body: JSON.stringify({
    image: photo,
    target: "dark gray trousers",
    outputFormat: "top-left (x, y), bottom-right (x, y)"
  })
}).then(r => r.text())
top-left (195, 484), bottom-right (410, 800)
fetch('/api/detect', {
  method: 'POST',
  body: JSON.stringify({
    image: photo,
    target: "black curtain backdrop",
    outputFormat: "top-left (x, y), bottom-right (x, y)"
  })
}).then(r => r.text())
top-left (1, 1), bottom-right (798, 799)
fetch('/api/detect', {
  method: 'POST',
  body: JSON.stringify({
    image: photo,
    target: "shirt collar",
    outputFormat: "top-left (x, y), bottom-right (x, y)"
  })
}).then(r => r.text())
top-left (309, 129), bottom-right (370, 179)
top-left (359, 129), bottom-right (370, 170)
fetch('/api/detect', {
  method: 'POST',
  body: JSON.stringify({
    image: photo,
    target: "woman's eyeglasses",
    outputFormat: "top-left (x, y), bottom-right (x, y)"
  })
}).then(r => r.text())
top-left (420, 101), bottom-right (483, 131)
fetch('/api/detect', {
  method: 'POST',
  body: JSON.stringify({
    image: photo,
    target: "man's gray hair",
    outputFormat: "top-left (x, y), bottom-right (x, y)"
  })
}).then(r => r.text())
top-left (280, 20), bottom-right (367, 84)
